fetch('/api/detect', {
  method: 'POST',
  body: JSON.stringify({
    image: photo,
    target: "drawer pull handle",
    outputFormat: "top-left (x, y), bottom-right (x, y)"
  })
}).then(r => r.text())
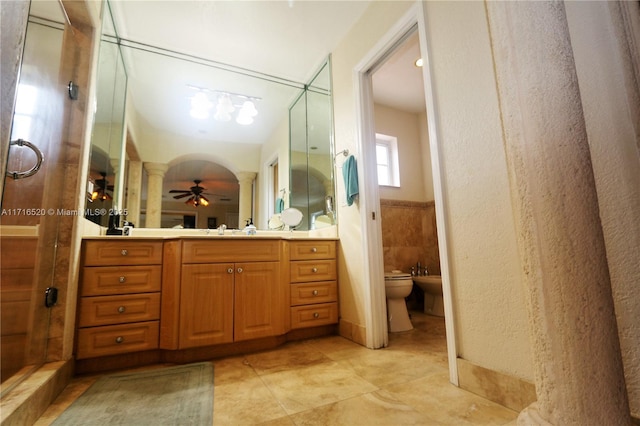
top-left (117, 306), bottom-right (126, 313)
top-left (121, 249), bottom-right (128, 256)
top-left (312, 267), bottom-right (318, 273)
top-left (313, 312), bottom-right (320, 318)
top-left (311, 247), bottom-right (317, 253)
top-left (115, 336), bottom-right (124, 344)
top-left (312, 290), bottom-right (319, 296)
top-left (237, 267), bottom-right (243, 274)
top-left (227, 268), bottom-right (234, 274)
top-left (119, 276), bottom-right (126, 283)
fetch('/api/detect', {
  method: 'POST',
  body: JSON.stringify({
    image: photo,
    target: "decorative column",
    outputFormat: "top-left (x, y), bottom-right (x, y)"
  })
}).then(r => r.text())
top-left (143, 162), bottom-right (168, 228)
top-left (126, 160), bottom-right (142, 226)
top-left (485, 2), bottom-right (630, 425)
top-left (236, 172), bottom-right (256, 227)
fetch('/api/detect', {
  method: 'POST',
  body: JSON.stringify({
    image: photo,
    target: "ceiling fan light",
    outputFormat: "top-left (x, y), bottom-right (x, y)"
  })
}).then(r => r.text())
top-left (199, 195), bottom-right (210, 206)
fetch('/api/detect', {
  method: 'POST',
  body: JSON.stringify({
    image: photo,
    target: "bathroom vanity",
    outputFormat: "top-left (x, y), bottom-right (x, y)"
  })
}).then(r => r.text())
top-left (75, 236), bottom-right (338, 373)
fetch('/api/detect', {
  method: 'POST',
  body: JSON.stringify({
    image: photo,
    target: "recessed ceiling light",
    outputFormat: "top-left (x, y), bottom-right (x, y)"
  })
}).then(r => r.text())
top-left (415, 58), bottom-right (423, 67)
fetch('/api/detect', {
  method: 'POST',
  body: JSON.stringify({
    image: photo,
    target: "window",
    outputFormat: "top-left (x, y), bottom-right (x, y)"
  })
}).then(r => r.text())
top-left (376, 133), bottom-right (400, 187)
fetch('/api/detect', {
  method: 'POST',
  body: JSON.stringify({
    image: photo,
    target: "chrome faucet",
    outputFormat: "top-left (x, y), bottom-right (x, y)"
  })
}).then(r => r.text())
top-left (417, 261), bottom-right (422, 276)
top-left (217, 224), bottom-right (227, 235)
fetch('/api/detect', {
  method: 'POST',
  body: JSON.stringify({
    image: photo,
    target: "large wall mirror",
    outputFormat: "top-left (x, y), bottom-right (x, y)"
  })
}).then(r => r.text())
top-left (84, 1), bottom-right (362, 230)
top-left (86, 3), bottom-right (127, 227)
top-left (290, 60), bottom-right (335, 231)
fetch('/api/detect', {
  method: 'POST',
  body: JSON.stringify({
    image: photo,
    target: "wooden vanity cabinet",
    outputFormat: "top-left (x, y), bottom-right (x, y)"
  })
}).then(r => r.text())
top-left (77, 240), bottom-right (162, 359)
top-left (289, 240), bottom-right (338, 329)
top-left (170, 239), bottom-right (286, 350)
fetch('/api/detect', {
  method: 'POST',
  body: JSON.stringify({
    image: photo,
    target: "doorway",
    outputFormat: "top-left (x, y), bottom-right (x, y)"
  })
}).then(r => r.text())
top-left (355, 6), bottom-right (458, 384)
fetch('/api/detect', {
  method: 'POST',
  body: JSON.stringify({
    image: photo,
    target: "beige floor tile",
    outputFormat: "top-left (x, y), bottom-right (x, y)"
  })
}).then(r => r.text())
top-left (245, 340), bottom-right (333, 376)
top-left (214, 375), bottom-right (289, 425)
top-left (385, 372), bottom-right (519, 425)
top-left (337, 347), bottom-right (448, 389)
top-left (289, 389), bottom-right (440, 425)
top-left (213, 355), bottom-right (258, 385)
top-left (305, 335), bottom-right (373, 361)
top-left (260, 361), bottom-right (379, 415)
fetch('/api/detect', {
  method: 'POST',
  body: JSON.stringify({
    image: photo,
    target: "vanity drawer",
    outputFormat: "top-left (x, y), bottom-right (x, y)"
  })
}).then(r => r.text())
top-left (82, 265), bottom-right (161, 296)
top-left (84, 240), bottom-right (163, 266)
top-left (78, 293), bottom-right (161, 327)
top-left (290, 281), bottom-right (337, 306)
top-left (76, 321), bottom-right (159, 359)
top-left (290, 302), bottom-right (338, 329)
top-left (289, 240), bottom-right (336, 260)
top-left (290, 259), bottom-right (336, 283)
top-left (182, 240), bottom-right (280, 263)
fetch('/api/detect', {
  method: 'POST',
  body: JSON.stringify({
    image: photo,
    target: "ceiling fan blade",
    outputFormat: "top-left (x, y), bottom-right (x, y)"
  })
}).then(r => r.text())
top-left (173, 193), bottom-right (192, 199)
top-left (169, 189), bottom-right (191, 193)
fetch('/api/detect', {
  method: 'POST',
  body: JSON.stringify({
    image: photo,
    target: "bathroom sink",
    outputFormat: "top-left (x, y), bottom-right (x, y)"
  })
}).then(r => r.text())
top-left (412, 275), bottom-right (441, 285)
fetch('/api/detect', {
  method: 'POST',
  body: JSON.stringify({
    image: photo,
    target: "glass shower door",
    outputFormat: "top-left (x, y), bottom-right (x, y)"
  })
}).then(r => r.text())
top-left (1, 6), bottom-right (66, 390)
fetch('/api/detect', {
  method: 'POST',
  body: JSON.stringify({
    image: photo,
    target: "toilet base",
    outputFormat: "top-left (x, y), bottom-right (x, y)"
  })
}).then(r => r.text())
top-left (387, 298), bottom-right (413, 332)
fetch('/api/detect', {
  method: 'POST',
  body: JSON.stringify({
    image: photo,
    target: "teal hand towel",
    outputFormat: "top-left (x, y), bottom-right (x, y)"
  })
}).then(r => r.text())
top-left (342, 155), bottom-right (359, 206)
top-left (275, 198), bottom-right (284, 213)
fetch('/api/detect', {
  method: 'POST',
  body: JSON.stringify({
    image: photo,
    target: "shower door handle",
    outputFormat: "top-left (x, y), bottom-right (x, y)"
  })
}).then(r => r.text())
top-left (6, 139), bottom-right (44, 179)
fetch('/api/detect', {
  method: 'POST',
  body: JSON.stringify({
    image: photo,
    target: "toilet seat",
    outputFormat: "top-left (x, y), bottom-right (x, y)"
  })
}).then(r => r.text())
top-left (384, 272), bottom-right (412, 280)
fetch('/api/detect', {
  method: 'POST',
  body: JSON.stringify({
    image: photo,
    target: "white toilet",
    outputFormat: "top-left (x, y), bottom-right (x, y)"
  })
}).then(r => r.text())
top-left (413, 275), bottom-right (444, 316)
top-left (384, 272), bottom-right (414, 332)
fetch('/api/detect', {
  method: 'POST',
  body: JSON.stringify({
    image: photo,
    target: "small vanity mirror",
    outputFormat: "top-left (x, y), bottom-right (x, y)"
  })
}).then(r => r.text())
top-left (280, 207), bottom-right (304, 229)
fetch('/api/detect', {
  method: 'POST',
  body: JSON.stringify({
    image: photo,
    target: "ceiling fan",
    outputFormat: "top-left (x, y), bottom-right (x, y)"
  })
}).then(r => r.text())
top-left (91, 172), bottom-right (113, 201)
top-left (169, 179), bottom-right (214, 207)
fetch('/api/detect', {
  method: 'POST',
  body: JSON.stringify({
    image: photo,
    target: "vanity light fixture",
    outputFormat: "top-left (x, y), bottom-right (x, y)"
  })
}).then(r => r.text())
top-left (190, 92), bottom-right (213, 119)
top-left (188, 85), bottom-right (260, 125)
top-left (414, 58), bottom-right (423, 67)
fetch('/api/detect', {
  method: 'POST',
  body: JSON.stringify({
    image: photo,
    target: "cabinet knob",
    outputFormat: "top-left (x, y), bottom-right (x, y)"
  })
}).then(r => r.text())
top-left (311, 247), bottom-right (317, 253)
top-left (117, 306), bottom-right (126, 313)
top-left (119, 276), bottom-right (126, 283)
top-left (227, 268), bottom-right (234, 274)
top-left (115, 336), bottom-right (124, 344)
top-left (237, 267), bottom-right (243, 274)
top-left (312, 267), bottom-right (318, 273)
top-left (313, 312), bottom-right (320, 318)
top-left (312, 290), bottom-right (319, 296)
top-left (121, 249), bottom-right (128, 256)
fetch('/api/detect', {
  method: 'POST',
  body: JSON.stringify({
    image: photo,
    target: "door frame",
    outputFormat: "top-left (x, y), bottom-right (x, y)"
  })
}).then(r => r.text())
top-left (354, 1), bottom-right (459, 385)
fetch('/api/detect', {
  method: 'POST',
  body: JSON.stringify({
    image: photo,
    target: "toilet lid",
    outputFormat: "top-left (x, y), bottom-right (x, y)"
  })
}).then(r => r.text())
top-left (384, 271), bottom-right (412, 280)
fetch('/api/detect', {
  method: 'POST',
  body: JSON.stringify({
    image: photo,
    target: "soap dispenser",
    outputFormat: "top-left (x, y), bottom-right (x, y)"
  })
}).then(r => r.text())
top-left (244, 218), bottom-right (257, 235)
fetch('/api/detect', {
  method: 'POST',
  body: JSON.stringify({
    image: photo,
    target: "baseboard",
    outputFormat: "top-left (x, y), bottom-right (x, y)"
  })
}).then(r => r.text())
top-left (0, 360), bottom-right (73, 426)
top-left (338, 318), bottom-right (367, 347)
top-left (456, 358), bottom-right (536, 412)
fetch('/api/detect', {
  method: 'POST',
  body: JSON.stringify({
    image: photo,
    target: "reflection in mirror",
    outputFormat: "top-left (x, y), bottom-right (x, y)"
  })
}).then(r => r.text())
top-left (86, 3), bottom-right (127, 227)
top-left (289, 59), bottom-right (335, 230)
top-left (140, 159), bottom-right (240, 229)
top-left (91, 1), bottom-right (344, 229)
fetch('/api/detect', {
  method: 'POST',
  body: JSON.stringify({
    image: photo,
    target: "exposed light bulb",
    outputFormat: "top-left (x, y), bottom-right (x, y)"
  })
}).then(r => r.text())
top-left (415, 58), bottom-right (424, 67)
top-left (190, 92), bottom-right (212, 119)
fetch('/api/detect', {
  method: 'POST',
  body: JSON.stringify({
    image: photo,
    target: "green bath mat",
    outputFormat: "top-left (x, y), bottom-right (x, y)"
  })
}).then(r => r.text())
top-left (53, 362), bottom-right (214, 425)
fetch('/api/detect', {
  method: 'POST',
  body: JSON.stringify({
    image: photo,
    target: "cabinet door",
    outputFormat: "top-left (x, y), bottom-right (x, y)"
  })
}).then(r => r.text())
top-left (179, 263), bottom-right (234, 348)
top-left (234, 262), bottom-right (284, 341)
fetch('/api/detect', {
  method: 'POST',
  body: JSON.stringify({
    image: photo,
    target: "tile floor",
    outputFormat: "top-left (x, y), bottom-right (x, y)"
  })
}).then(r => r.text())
top-left (36, 311), bottom-right (518, 425)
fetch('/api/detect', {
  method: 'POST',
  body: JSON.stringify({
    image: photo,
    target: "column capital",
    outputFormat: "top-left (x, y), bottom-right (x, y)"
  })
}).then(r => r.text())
top-left (236, 171), bottom-right (257, 184)
top-left (144, 162), bottom-right (168, 177)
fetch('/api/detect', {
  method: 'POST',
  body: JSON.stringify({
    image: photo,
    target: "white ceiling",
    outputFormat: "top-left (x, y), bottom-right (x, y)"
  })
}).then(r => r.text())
top-left (106, 1), bottom-right (372, 145)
